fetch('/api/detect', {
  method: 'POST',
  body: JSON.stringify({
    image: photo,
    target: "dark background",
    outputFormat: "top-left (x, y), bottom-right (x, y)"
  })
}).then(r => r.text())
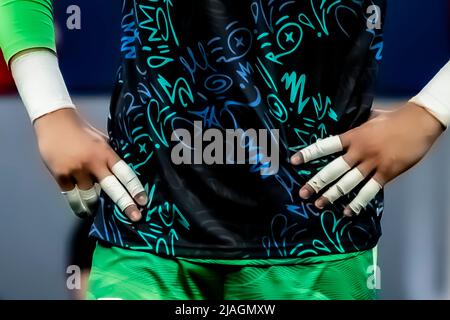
top-left (51, 0), bottom-right (450, 95)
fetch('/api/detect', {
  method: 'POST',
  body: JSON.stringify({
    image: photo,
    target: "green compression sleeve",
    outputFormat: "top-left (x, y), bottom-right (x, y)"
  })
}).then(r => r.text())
top-left (0, 0), bottom-right (55, 64)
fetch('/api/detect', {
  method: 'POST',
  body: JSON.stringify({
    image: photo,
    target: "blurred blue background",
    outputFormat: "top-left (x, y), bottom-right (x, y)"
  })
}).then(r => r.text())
top-left (52, 0), bottom-right (450, 94)
top-left (0, 0), bottom-right (449, 300)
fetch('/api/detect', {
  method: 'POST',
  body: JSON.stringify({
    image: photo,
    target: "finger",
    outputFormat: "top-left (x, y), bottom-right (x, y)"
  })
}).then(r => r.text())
top-left (73, 171), bottom-right (98, 215)
top-left (316, 164), bottom-right (370, 209)
top-left (61, 187), bottom-right (89, 218)
top-left (315, 160), bottom-right (374, 209)
top-left (344, 177), bottom-right (383, 217)
top-left (93, 165), bottom-right (142, 221)
top-left (94, 183), bottom-right (101, 196)
top-left (99, 175), bottom-right (142, 222)
top-left (55, 173), bottom-right (76, 192)
top-left (290, 136), bottom-right (343, 165)
top-left (110, 160), bottom-right (147, 206)
top-left (73, 171), bottom-right (94, 190)
top-left (300, 156), bottom-right (352, 199)
top-left (56, 174), bottom-right (90, 218)
top-left (78, 187), bottom-right (99, 215)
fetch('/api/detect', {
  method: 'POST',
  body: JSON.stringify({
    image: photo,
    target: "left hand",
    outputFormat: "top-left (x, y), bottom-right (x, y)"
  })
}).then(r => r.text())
top-left (290, 102), bottom-right (444, 217)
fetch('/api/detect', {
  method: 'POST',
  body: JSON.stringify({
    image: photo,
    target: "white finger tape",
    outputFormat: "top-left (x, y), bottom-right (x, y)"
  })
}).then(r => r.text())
top-left (300, 136), bottom-right (343, 163)
top-left (62, 188), bottom-right (88, 217)
top-left (94, 183), bottom-right (101, 196)
top-left (78, 187), bottom-right (99, 211)
top-left (111, 160), bottom-right (145, 198)
top-left (348, 178), bottom-right (382, 214)
top-left (307, 156), bottom-right (351, 193)
top-left (100, 175), bottom-right (135, 211)
top-left (323, 168), bottom-right (365, 204)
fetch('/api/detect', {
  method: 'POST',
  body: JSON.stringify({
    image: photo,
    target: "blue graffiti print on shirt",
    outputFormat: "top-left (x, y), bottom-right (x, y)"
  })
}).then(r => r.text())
top-left (91, 0), bottom-right (386, 259)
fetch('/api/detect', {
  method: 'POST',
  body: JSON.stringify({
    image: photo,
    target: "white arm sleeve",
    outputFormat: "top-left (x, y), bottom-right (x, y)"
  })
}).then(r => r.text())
top-left (409, 60), bottom-right (450, 128)
top-left (10, 49), bottom-right (75, 122)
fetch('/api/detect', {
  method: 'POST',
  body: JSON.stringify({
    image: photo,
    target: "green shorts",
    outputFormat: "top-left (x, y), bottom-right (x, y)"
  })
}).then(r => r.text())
top-left (87, 242), bottom-right (378, 300)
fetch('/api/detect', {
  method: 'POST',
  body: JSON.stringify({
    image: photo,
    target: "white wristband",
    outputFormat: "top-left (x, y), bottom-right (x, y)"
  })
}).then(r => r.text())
top-left (409, 60), bottom-right (450, 128)
top-left (10, 49), bottom-right (75, 122)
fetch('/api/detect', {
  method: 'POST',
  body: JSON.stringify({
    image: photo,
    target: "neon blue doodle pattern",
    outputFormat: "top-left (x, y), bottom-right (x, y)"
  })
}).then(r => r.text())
top-left (91, 0), bottom-right (386, 259)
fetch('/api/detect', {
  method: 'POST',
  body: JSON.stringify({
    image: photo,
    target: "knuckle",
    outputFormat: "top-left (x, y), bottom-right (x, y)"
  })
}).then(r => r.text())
top-left (81, 154), bottom-right (99, 168)
top-left (70, 166), bottom-right (86, 176)
top-left (87, 160), bottom-right (107, 175)
top-left (53, 167), bottom-right (72, 179)
top-left (343, 148), bottom-right (360, 164)
top-left (97, 144), bottom-right (114, 159)
top-left (343, 127), bottom-right (359, 141)
top-left (340, 130), bottom-right (354, 147)
top-left (97, 139), bottom-right (111, 150)
top-left (348, 138), bottom-right (382, 160)
top-left (53, 162), bottom-right (86, 178)
top-left (84, 149), bottom-right (111, 168)
top-left (367, 158), bottom-right (380, 170)
top-left (363, 147), bottom-right (381, 160)
top-left (376, 163), bottom-right (392, 178)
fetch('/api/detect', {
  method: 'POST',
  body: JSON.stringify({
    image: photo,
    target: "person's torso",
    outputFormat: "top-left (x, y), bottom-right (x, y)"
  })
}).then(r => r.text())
top-left (91, 0), bottom-right (386, 259)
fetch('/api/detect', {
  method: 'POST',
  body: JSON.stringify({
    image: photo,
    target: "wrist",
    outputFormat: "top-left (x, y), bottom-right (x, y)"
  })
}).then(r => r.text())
top-left (403, 102), bottom-right (444, 140)
top-left (34, 108), bottom-right (83, 138)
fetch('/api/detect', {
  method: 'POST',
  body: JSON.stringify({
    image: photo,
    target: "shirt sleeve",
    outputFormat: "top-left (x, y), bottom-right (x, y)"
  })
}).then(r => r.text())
top-left (0, 0), bottom-right (56, 65)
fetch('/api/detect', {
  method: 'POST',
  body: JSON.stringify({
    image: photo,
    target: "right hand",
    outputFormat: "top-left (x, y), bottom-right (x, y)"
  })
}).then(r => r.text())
top-left (34, 108), bottom-right (147, 221)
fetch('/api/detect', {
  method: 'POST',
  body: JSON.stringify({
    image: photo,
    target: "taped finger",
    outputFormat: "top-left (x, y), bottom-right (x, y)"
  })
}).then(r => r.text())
top-left (100, 175), bottom-right (141, 222)
top-left (111, 160), bottom-right (147, 206)
top-left (78, 186), bottom-right (99, 215)
top-left (346, 178), bottom-right (383, 216)
top-left (306, 156), bottom-right (351, 193)
top-left (291, 136), bottom-right (343, 164)
top-left (73, 171), bottom-right (94, 191)
top-left (94, 183), bottom-right (101, 196)
top-left (62, 187), bottom-right (89, 218)
top-left (73, 171), bottom-right (97, 215)
top-left (321, 168), bottom-right (365, 206)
